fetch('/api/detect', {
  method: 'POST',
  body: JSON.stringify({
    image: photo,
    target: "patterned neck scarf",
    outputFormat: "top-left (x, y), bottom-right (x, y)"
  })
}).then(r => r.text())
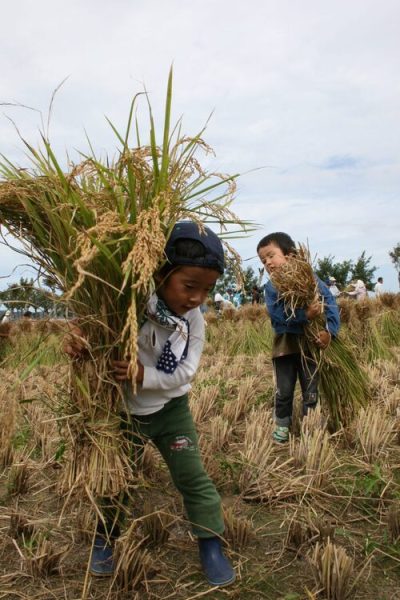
top-left (146, 294), bottom-right (190, 374)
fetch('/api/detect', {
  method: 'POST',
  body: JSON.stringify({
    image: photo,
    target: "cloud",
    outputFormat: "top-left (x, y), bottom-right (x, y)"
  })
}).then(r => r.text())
top-left (1, 0), bottom-right (399, 290)
top-left (319, 155), bottom-right (363, 170)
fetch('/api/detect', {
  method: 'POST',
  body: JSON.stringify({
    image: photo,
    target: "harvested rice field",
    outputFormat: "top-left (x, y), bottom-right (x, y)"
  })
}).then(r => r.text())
top-left (1, 296), bottom-right (400, 600)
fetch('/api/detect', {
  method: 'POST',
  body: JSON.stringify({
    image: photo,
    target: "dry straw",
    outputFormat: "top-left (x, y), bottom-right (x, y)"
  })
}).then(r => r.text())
top-left (308, 540), bottom-right (356, 600)
top-left (0, 68), bottom-right (249, 497)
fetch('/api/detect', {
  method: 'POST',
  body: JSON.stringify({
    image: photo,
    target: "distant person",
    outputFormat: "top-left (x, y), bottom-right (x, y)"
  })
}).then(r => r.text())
top-left (348, 280), bottom-right (368, 300)
top-left (257, 232), bottom-right (340, 444)
top-left (23, 310), bottom-right (33, 319)
top-left (1, 310), bottom-right (11, 323)
top-left (374, 277), bottom-right (384, 296)
top-left (214, 291), bottom-right (224, 312)
top-left (327, 277), bottom-right (340, 298)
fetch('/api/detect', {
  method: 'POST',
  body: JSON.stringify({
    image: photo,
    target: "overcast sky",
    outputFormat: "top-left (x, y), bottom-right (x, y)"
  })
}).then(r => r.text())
top-left (1, 0), bottom-right (399, 291)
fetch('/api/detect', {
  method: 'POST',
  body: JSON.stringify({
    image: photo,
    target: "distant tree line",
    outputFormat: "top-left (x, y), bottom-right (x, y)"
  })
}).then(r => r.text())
top-left (1, 243), bottom-right (399, 315)
top-left (0, 277), bottom-right (57, 316)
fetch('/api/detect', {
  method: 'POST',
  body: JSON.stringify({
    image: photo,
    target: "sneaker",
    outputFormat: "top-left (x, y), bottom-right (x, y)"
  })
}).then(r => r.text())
top-left (273, 425), bottom-right (289, 443)
top-left (198, 536), bottom-right (235, 587)
top-left (90, 534), bottom-right (114, 577)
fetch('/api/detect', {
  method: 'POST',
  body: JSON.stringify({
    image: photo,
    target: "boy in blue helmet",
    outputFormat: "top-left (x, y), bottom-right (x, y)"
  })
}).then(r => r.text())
top-left (65, 222), bottom-right (235, 587)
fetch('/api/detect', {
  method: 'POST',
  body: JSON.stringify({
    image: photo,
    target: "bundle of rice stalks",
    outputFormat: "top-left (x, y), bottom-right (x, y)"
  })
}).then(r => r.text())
top-left (237, 408), bottom-right (299, 501)
top-left (222, 376), bottom-right (259, 424)
top-left (362, 318), bottom-right (394, 362)
top-left (285, 509), bottom-right (335, 552)
top-left (189, 384), bottom-right (219, 424)
top-left (336, 298), bottom-right (356, 326)
top-left (376, 309), bottom-right (400, 347)
top-left (289, 425), bottom-right (335, 489)
top-left (377, 292), bottom-right (400, 310)
top-left (0, 69), bottom-right (248, 497)
top-left (14, 530), bottom-right (68, 578)
top-left (237, 303), bottom-right (268, 322)
top-left (206, 319), bottom-right (273, 356)
top-left (222, 505), bottom-right (253, 549)
top-left (353, 405), bottom-right (396, 463)
top-left (308, 540), bottom-right (356, 600)
top-left (318, 335), bottom-right (370, 429)
top-left (140, 502), bottom-right (176, 546)
top-left (209, 415), bottom-right (232, 450)
top-left (112, 522), bottom-right (153, 592)
top-left (270, 243), bottom-right (322, 342)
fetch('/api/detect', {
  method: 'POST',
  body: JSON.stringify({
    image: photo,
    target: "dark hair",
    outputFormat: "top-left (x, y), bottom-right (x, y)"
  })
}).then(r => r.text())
top-left (257, 232), bottom-right (296, 256)
top-left (378, 277), bottom-right (383, 283)
top-left (23, 310), bottom-right (33, 318)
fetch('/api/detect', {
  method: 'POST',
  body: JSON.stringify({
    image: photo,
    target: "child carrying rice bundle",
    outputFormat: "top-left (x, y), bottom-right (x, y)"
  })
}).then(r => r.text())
top-left (64, 221), bottom-right (236, 587)
top-left (257, 232), bottom-right (340, 441)
top-left (0, 70), bottom-right (247, 504)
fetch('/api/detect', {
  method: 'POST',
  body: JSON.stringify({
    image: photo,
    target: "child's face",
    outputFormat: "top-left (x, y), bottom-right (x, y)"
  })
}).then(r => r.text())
top-left (158, 266), bottom-right (219, 316)
top-left (258, 242), bottom-right (288, 275)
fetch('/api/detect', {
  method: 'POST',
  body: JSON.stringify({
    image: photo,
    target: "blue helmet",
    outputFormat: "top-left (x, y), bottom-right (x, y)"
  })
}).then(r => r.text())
top-left (165, 222), bottom-right (225, 274)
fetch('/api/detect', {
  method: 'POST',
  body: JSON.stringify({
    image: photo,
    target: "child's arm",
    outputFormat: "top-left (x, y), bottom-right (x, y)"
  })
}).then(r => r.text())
top-left (265, 281), bottom-right (315, 326)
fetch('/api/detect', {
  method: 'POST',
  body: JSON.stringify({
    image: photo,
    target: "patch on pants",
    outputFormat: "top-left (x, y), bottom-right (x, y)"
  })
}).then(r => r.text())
top-left (170, 435), bottom-right (195, 451)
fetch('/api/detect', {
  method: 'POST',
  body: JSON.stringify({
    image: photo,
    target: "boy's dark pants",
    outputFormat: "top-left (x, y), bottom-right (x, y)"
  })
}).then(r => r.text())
top-left (273, 353), bottom-right (319, 428)
top-left (98, 395), bottom-right (223, 539)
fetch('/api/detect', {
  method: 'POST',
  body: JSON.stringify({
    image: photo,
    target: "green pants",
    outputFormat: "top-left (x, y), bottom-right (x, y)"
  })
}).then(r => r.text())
top-left (99, 395), bottom-right (223, 539)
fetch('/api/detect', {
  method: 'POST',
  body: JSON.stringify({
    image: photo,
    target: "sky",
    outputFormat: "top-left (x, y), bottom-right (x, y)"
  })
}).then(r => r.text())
top-left (1, 0), bottom-right (399, 292)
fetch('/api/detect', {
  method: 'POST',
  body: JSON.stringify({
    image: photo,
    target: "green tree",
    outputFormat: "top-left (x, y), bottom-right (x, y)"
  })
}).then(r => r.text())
top-left (0, 277), bottom-right (55, 314)
top-left (315, 256), bottom-right (353, 288)
top-left (350, 251), bottom-right (377, 291)
top-left (389, 243), bottom-right (400, 288)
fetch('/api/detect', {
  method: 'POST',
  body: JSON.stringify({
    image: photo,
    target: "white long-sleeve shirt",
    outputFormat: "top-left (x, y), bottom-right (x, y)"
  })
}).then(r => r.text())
top-left (123, 307), bottom-right (205, 415)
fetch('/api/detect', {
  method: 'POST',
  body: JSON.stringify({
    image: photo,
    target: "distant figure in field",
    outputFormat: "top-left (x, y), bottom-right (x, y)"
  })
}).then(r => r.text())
top-left (348, 280), bottom-right (368, 300)
top-left (23, 310), bottom-right (33, 319)
top-left (1, 310), bottom-right (11, 323)
top-left (327, 277), bottom-right (340, 298)
top-left (214, 291), bottom-right (224, 312)
top-left (374, 277), bottom-right (384, 296)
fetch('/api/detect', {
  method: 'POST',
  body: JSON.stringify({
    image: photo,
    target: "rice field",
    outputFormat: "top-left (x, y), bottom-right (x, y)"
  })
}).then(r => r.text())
top-left (0, 294), bottom-right (400, 600)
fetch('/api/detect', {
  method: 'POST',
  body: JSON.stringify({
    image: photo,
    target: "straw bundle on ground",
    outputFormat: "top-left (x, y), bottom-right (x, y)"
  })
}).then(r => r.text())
top-left (0, 69), bottom-right (248, 497)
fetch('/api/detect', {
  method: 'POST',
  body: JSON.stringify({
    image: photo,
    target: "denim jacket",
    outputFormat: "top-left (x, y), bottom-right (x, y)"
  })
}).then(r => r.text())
top-left (263, 276), bottom-right (340, 337)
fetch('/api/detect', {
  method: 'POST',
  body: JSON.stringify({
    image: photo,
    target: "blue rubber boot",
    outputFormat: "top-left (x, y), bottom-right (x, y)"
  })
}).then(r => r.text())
top-left (90, 534), bottom-right (114, 576)
top-left (198, 536), bottom-right (235, 587)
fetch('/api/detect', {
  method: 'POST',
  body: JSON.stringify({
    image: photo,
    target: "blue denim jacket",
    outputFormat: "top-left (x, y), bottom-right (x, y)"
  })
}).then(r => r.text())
top-left (263, 276), bottom-right (340, 337)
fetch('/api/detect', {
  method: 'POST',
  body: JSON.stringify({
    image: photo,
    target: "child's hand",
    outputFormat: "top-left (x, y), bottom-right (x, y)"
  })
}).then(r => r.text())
top-left (62, 323), bottom-right (89, 358)
top-left (306, 300), bottom-right (322, 320)
top-left (111, 359), bottom-right (144, 384)
top-left (315, 330), bottom-right (331, 349)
